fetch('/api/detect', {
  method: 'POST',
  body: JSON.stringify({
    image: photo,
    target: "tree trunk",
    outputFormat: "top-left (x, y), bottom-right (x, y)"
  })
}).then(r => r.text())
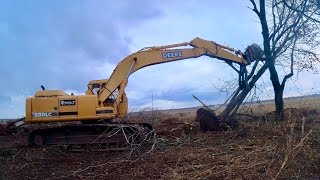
top-left (274, 86), bottom-right (284, 119)
top-left (268, 64), bottom-right (284, 119)
top-left (218, 88), bottom-right (251, 119)
top-left (218, 63), bottom-right (269, 120)
top-left (259, 0), bottom-right (285, 119)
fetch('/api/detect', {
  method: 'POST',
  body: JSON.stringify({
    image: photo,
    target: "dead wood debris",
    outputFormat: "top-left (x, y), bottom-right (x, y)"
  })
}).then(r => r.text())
top-left (0, 108), bottom-right (320, 179)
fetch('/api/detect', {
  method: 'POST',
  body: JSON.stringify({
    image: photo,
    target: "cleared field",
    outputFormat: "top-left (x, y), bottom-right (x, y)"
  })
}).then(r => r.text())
top-left (1, 95), bottom-right (320, 179)
top-left (160, 95), bottom-right (320, 117)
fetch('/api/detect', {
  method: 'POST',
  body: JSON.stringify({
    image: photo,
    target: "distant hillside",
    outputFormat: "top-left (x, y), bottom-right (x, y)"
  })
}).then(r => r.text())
top-left (1, 94), bottom-right (320, 121)
top-left (0, 119), bottom-right (14, 123)
top-left (158, 94), bottom-right (320, 114)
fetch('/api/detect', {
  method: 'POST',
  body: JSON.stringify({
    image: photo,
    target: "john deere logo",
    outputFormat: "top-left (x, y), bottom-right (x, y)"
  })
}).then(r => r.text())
top-left (60, 100), bottom-right (76, 106)
top-left (162, 51), bottom-right (183, 59)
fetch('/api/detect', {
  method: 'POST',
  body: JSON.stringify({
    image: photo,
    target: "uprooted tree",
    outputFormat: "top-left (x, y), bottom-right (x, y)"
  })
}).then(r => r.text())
top-left (218, 0), bottom-right (320, 120)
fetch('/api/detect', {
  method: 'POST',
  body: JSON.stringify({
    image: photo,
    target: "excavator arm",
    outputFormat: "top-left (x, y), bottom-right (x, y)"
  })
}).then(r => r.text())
top-left (98, 37), bottom-right (253, 108)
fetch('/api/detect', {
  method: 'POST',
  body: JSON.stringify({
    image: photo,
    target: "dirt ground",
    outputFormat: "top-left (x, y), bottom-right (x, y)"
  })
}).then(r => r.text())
top-left (1, 107), bottom-right (320, 180)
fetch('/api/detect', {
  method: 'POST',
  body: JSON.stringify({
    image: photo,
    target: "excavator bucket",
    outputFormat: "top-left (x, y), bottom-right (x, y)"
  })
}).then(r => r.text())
top-left (244, 43), bottom-right (264, 63)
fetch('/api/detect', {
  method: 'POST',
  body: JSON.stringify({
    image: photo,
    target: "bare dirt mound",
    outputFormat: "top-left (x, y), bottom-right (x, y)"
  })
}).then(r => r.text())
top-left (195, 108), bottom-right (238, 131)
top-left (156, 118), bottom-right (195, 138)
top-left (0, 124), bottom-right (5, 136)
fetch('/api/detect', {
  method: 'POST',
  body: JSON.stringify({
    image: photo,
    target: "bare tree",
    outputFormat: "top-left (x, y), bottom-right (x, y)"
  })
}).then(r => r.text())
top-left (219, 0), bottom-right (320, 120)
top-left (218, 57), bottom-right (269, 120)
top-left (253, 0), bottom-right (319, 118)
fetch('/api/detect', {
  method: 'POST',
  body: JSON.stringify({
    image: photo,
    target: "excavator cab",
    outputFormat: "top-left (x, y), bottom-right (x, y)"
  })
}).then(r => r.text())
top-left (86, 79), bottom-right (117, 103)
top-left (86, 79), bottom-right (108, 96)
top-left (86, 79), bottom-right (128, 117)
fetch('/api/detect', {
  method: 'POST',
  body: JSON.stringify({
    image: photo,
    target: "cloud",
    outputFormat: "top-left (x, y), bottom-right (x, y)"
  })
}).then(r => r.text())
top-left (131, 99), bottom-right (198, 111)
top-left (0, 0), bottom-right (163, 118)
top-left (123, 0), bottom-right (263, 110)
top-left (126, 58), bottom-right (238, 106)
top-left (0, 93), bottom-right (31, 119)
top-left (1, 1), bottom-right (318, 118)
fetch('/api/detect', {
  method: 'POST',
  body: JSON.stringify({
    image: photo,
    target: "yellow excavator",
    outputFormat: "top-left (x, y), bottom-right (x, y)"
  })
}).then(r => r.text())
top-left (25, 37), bottom-right (261, 148)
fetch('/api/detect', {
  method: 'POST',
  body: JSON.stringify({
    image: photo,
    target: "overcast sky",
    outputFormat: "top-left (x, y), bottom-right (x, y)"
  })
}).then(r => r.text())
top-left (1, 0), bottom-right (320, 118)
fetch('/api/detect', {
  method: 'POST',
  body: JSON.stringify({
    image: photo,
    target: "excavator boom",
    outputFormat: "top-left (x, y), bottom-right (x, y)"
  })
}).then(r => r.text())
top-left (98, 37), bottom-right (251, 107)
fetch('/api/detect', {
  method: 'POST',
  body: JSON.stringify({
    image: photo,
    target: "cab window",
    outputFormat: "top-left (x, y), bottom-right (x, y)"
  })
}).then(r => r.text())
top-left (92, 84), bottom-right (100, 95)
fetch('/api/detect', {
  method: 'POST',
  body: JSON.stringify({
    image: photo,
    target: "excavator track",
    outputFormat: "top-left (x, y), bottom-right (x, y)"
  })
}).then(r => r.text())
top-left (28, 123), bottom-right (154, 151)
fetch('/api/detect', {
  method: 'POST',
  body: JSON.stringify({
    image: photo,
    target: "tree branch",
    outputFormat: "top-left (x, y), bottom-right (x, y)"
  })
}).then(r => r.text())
top-left (281, 36), bottom-right (297, 89)
top-left (248, 59), bottom-right (262, 80)
top-left (249, 0), bottom-right (260, 15)
top-left (282, 0), bottom-right (320, 23)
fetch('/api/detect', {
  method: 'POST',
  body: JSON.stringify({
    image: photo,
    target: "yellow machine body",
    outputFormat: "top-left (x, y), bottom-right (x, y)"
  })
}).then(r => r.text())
top-left (25, 80), bottom-right (128, 123)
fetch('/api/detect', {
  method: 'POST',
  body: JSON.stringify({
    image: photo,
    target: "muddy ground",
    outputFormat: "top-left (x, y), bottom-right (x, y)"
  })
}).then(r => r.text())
top-left (1, 108), bottom-right (320, 179)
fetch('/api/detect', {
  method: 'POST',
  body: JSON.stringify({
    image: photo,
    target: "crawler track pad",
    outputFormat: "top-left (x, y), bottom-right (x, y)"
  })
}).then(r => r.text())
top-left (28, 123), bottom-right (154, 150)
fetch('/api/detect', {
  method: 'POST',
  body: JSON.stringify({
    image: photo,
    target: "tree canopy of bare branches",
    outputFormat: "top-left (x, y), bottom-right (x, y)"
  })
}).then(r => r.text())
top-left (251, 0), bottom-right (320, 118)
top-left (219, 0), bottom-right (320, 120)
